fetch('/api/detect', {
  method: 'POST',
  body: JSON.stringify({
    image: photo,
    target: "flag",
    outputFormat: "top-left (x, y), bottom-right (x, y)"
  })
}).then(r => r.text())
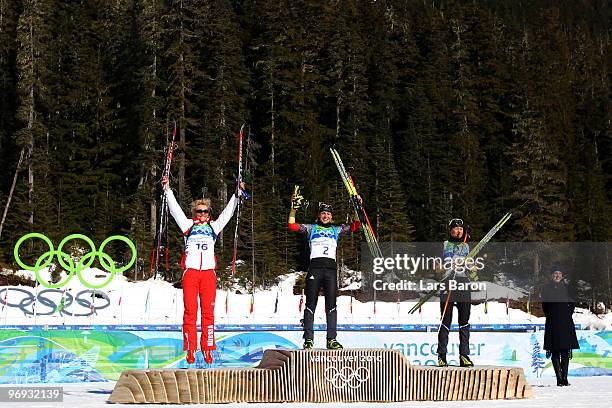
top-left (249, 294), bottom-right (254, 314)
top-left (274, 292), bottom-right (279, 314)
top-left (373, 299), bottom-right (377, 315)
top-left (1, 290), bottom-right (7, 311)
top-left (298, 289), bottom-right (304, 312)
top-left (484, 290), bottom-right (488, 314)
top-left (32, 284), bottom-right (38, 314)
top-left (506, 292), bottom-right (510, 315)
top-left (90, 290), bottom-right (97, 315)
top-left (144, 288), bottom-right (151, 313)
top-left (225, 290), bottom-right (229, 315)
top-left (56, 296), bottom-right (65, 313)
top-left (526, 292), bottom-right (531, 315)
top-left (349, 293), bottom-right (353, 315)
top-left (418, 304), bottom-right (422, 315)
top-left (54, 291), bottom-right (66, 313)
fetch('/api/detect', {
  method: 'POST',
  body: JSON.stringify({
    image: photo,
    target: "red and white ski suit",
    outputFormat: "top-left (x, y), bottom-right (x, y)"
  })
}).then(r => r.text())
top-left (165, 188), bottom-right (238, 351)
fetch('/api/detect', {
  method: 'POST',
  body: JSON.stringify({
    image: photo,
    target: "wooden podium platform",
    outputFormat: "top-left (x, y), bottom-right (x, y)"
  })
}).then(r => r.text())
top-left (109, 349), bottom-right (533, 403)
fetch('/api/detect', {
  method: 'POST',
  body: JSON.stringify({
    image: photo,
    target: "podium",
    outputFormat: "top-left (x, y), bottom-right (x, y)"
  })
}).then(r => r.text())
top-left (109, 349), bottom-right (532, 403)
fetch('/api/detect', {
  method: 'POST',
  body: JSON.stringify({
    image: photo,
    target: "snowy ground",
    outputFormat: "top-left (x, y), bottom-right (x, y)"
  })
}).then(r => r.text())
top-left (1, 269), bottom-right (610, 329)
top-left (0, 376), bottom-right (610, 407)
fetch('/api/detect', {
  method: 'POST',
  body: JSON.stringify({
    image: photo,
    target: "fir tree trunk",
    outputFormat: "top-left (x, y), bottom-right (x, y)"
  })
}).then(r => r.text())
top-left (270, 71), bottom-right (275, 194)
top-left (0, 148), bottom-right (24, 239)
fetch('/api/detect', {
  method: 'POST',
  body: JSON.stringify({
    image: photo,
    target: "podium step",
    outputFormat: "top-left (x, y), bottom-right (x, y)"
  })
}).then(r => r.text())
top-left (109, 349), bottom-right (532, 403)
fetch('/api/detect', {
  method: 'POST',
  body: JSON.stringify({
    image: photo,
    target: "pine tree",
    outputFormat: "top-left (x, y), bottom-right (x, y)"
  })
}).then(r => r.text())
top-left (131, 0), bottom-right (168, 279)
top-left (410, 3), bottom-right (458, 240)
top-left (444, 4), bottom-right (487, 231)
top-left (0, 0), bottom-right (610, 282)
top-left (0, 0), bottom-right (20, 257)
top-left (321, 0), bottom-right (371, 269)
top-left (505, 8), bottom-right (575, 241)
top-left (366, 0), bottom-right (414, 243)
top-left (161, 0), bottom-right (205, 201)
top-left (507, 109), bottom-right (570, 240)
top-left (194, 0), bottom-right (250, 269)
top-left (565, 22), bottom-right (611, 241)
top-left (0, 0), bottom-right (19, 176)
top-left (11, 0), bottom-right (54, 238)
top-left (246, 0), bottom-right (325, 278)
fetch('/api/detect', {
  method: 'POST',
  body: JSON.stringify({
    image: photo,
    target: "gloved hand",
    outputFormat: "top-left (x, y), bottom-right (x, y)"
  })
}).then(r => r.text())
top-left (235, 180), bottom-right (248, 198)
top-left (468, 265), bottom-right (479, 281)
top-left (291, 185), bottom-right (304, 210)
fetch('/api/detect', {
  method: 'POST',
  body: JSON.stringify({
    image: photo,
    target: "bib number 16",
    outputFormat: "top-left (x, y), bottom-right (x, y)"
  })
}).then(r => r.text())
top-left (195, 243), bottom-right (209, 251)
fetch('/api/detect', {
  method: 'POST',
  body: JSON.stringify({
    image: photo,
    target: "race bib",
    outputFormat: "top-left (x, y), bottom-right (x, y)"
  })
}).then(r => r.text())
top-left (309, 225), bottom-right (339, 260)
top-left (310, 240), bottom-right (337, 260)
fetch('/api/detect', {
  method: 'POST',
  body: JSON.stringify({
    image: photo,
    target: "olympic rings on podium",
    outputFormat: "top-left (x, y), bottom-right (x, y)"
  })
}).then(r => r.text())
top-left (13, 233), bottom-right (137, 289)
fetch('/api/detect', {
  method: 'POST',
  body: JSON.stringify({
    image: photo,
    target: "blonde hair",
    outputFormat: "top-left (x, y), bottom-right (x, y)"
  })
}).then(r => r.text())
top-left (191, 198), bottom-right (212, 216)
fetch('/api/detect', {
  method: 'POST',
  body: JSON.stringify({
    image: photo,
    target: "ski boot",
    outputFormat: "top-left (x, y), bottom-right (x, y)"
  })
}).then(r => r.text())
top-left (437, 354), bottom-right (448, 367)
top-left (459, 354), bottom-right (474, 367)
top-left (303, 339), bottom-right (314, 350)
top-left (326, 338), bottom-right (343, 350)
top-left (186, 350), bottom-right (196, 364)
top-left (204, 350), bottom-right (213, 365)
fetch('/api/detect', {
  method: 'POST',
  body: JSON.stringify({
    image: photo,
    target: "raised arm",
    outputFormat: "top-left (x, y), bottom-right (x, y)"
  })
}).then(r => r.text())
top-left (163, 184), bottom-right (192, 233)
top-left (288, 208), bottom-right (313, 235)
top-left (210, 194), bottom-right (239, 235)
top-left (288, 208), bottom-right (300, 232)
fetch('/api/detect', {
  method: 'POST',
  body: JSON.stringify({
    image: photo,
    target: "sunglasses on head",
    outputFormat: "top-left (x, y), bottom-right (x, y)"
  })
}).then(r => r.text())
top-left (196, 209), bottom-right (210, 214)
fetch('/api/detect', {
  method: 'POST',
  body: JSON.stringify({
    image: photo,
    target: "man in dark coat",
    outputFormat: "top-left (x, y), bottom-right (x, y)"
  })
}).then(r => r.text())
top-left (540, 268), bottom-right (579, 386)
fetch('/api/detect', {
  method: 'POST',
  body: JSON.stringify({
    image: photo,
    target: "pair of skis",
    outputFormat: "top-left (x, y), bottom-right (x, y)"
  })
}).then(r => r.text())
top-left (330, 147), bottom-right (515, 315)
top-left (152, 122), bottom-right (177, 280)
top-left (231, 124), bottom-right (250, 276)
top-left (227, 125), bottom-right (252, 315)
top-left (407, 212), bottom-right (513, 314)
top-left (329, 147), bottom-right (382, 259)
top-left (330, 147), bottom-right (382, 315)
top-left (152, 123), bottom-right (248, 281)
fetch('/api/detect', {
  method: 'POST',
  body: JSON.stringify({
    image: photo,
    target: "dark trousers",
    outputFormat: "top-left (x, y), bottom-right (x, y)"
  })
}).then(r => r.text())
top-left (437, 300), bottom-right (471, 356)
top-left (302, 258), bottom-right (338, 340)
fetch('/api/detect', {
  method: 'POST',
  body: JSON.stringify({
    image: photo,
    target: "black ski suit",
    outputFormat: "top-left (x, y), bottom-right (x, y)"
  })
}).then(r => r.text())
top-left (437, 241), bottom-right (472, 357)
top-left (304, 257), bottom-right (339, 340)
top-left (289, 221), bottom-right (359, 340)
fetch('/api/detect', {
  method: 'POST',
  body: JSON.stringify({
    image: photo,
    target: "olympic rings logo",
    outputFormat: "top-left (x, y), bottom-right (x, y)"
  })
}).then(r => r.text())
top-left (0, 287), bottom-right (110, 316)
top-left (13, 233), bottom-right (137, 289)
top-left (324, 366), bottom-right (370, 389)
top-left (313, 230), bottom-right (336, 239)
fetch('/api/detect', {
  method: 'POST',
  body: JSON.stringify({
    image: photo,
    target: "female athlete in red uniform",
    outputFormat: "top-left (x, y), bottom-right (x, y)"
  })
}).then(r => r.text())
top-left (162, 176), bottom-right (245, 364)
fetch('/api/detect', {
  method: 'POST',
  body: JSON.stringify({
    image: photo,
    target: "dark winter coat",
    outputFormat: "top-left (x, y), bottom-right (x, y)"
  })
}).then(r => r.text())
top-left (540, 281), bottom-right (579, 351)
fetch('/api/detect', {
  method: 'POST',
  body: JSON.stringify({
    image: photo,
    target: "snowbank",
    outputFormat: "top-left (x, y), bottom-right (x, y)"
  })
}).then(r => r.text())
top-left (0, 269), bottom-right (609, 329)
